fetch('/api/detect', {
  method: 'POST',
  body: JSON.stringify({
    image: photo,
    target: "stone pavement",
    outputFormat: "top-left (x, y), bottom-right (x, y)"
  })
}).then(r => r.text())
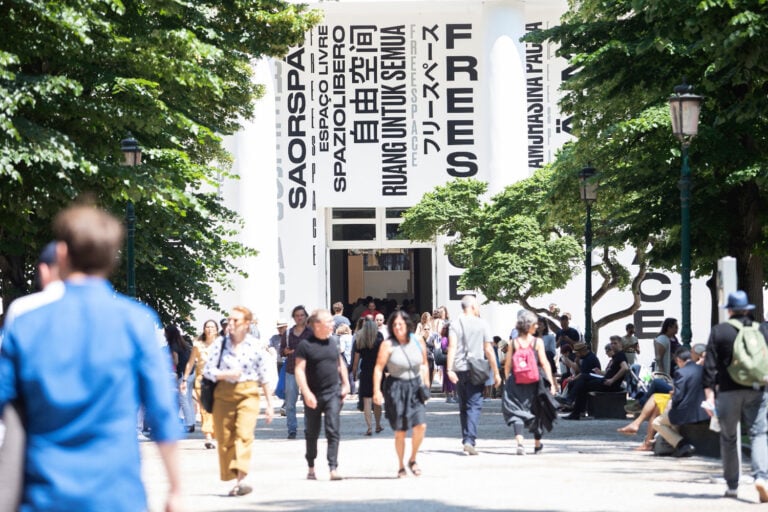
top-left (141, 396), bottom-right (763, 511)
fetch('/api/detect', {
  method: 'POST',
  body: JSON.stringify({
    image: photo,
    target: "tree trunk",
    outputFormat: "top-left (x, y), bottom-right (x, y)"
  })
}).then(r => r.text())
top-left (0, 251), bottom-right (30, 317)
top-left (592, 248), bottom-right (648, 352)
top-left (705, 266), bottom-right (718, 328)
top-left (729, 181), bottom-right (764, 321)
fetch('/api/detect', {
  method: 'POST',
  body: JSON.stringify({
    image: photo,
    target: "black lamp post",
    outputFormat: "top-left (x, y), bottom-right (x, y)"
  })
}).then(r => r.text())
top-left (668, 81), bottom-right (703, 348)
top-left (120, 134), bottom-right (142, 298)
top-left (578, 165), bottom-right (598, 346)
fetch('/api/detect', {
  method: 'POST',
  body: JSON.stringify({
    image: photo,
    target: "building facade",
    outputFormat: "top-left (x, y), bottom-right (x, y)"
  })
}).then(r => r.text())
top-left (210, 0), bottom-right (712, 364)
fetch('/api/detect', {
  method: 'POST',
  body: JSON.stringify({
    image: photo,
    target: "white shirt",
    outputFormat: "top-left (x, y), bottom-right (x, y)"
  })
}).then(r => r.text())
top-left (203, 334), bottom-right (268, 384)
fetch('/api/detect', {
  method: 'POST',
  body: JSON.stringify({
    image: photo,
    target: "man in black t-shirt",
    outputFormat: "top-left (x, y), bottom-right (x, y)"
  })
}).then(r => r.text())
top-left (295, 309), bottom-right (350, 481)
top-left (555, 314), bottom-right (580, 351)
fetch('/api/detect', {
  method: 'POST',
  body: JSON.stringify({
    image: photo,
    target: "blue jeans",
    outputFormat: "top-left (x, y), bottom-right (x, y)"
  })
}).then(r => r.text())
top-left (456, 371), bottom-right (484, 446)
top-left (178, 374), bottom-right (195, 427)
top-left (717, 389), bottom-right (768, 489)
top-left (285, 372), bottom-right (299, 435)
top-left (625, 364), bottom-right (641, 397)
top-left (637, 378), bottom-right (672, 406)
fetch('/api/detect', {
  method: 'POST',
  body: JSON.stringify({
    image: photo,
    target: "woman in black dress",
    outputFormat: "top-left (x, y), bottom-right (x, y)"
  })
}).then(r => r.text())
top-left (373, 311), bottom-right (428, 477)
top-left (351, 318), bottom-right (383, 435)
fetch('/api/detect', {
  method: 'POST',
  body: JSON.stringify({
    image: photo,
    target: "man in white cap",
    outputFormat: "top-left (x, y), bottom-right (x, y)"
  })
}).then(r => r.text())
top-left (703, 290), bottom-right (768, 501)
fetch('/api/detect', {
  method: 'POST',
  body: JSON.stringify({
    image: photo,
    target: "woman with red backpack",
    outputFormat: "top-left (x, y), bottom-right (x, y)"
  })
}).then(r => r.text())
top-left (502, 311), bottom-right (557, 455)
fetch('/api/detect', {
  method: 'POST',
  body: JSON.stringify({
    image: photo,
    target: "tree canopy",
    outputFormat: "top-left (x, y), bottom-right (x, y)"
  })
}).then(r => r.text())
top-left (0, 0), bottom-right (322, 330)
top-left (528, 0), bottom-right (768, 320)
top-left (403, 0), bottom-right (768, 345)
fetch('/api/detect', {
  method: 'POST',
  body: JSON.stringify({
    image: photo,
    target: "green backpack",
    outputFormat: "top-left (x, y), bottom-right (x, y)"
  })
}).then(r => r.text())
top-left (727, 319), bottom-right (768, 388)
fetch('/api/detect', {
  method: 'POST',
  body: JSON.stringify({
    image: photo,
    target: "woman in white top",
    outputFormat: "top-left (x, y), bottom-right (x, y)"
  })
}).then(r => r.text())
top-left (203, 306), bottom-right (274, 497)
top-left (180, 319), bottom-right (219, 449)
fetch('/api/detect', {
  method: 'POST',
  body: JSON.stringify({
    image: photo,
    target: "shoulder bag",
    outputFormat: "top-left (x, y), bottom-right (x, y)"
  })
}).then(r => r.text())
top-left (461, 317), bottom-right (491, 385)
top-left (200, 339), bottom-right (226, 413)
top-left (400, 337), bottom-right (431, 403)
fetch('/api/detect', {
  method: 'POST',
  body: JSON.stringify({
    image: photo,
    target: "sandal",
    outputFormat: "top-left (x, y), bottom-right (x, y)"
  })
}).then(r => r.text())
top-left (376, 426), bottom-right (384, 433)
top-left (397, 467), bottom-right (407, 478)
top-left (228, 484), bottom-right (252, 496)
top-left (408, 460), bottom-right (421, 476)
top-left (617, 425), bottom-right (638, 435)
top-left (365, 428), bottom-right (372, 436)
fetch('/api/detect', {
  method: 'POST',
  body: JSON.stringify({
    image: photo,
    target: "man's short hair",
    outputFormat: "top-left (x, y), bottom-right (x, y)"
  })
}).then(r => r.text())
top-left (332, 302), bottom-right (344, 313)
top-left (674, 346), bottom-right (692, 362)
top-left (53, 205), bottom-right (124, 275)
top-left (460, 295), bottom-right (476, 310)
top-left (308, 308), bottom-right (331, 326)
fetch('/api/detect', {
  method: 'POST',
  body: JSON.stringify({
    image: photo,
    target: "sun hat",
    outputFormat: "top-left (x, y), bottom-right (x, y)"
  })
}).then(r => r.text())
top-left (722, 290), bottom-right (755, 311)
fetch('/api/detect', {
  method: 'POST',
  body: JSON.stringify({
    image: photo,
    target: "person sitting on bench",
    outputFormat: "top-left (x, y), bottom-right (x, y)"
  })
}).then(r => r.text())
top-left (651, 347), bottom-right (710, 457)
top-left (564, 337), bottom-right (628, 420)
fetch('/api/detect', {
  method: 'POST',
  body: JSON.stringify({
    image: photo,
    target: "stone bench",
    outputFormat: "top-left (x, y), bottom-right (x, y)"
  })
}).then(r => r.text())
top-left (678, 421), bottom-right (720, 458)
top-left (586, 391), bottom-right (627, 419)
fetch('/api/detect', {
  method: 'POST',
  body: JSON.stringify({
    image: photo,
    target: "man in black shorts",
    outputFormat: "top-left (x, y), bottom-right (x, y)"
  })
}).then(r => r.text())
top-left (295, 309), bottom-right (350, 481)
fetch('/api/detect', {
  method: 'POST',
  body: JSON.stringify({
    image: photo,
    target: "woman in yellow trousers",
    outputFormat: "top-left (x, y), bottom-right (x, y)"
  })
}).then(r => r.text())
top-left (204, 306), bottom-right (274, 497)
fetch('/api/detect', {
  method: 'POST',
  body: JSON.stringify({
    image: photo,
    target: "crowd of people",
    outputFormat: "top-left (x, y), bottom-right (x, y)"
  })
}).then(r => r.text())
top-left (1, 205), bottom-right (767, 508)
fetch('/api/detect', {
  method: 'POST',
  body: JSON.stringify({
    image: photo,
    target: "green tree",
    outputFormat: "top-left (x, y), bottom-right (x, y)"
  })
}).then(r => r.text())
top-left (400, 175), bottom-right (648, 347)
top-left (0, 0), bottom-right (321, 329)
top-left (400, 173), bottom-right (647, 347)
top-left (527, 0), bottom-right (768, 323)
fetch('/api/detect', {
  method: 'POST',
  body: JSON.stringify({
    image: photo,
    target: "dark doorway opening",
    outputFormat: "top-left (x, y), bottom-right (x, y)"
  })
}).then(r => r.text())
top-left (329, 248), bottom-right (433, 318)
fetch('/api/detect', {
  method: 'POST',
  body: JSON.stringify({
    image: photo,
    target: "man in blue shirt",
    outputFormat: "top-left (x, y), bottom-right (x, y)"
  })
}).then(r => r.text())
top-left (0, 205), bottom-right (182, 512)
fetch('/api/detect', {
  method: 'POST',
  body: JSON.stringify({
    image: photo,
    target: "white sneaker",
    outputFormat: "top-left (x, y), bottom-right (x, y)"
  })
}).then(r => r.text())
top-left (463, 444), bottom-right (478, 455)
top-left (723, 488), bottom-right (738, 499)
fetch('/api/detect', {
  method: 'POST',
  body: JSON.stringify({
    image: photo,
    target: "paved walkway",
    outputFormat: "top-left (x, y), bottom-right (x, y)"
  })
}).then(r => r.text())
top-left (141, 397), bottom-right (761, 511)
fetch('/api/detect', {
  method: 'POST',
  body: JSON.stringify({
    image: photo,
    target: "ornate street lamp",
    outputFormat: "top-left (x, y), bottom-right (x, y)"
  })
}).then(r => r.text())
top-left (669, 81), bottom-right (703, 348)
top-left (578, 164), bottom-right (598, 346)
top-left (120, 134), bottom-right (142, 298)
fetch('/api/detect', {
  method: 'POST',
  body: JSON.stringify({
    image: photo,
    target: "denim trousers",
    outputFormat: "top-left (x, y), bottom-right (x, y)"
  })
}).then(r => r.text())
top-left (178, 374), bottom-right (196, 427)
top-left (717, 388), bottom-right (768, 489)
top-left (638, 378), bottom-right (672, 406)
top-left (456, 371), bottom-right (484, 446)
top-left (285, 372), bottom-right (299, 434)
top-left (304, 387), bottom-right (342, 470)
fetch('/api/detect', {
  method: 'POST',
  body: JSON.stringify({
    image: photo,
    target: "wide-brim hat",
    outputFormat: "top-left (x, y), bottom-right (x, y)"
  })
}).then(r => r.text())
top-left (573, 342), bottom-right (588, 353)
top-left (276, 318), bottom-right (289, 327)
top-left (722, 290), bottom-right (755, 311)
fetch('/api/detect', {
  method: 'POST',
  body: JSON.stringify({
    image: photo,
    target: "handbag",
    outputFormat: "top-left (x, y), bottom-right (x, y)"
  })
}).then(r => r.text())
top-left (200, 339), bottom-right (226, 413)
top-left (457, 316), bottom-right (491, 385)
top-left (417, 383), bottom-right (431, 403)
top-left (467, 356), bottom-right (491, 385)
top-left (429, 333), bottom-right (447, 366)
